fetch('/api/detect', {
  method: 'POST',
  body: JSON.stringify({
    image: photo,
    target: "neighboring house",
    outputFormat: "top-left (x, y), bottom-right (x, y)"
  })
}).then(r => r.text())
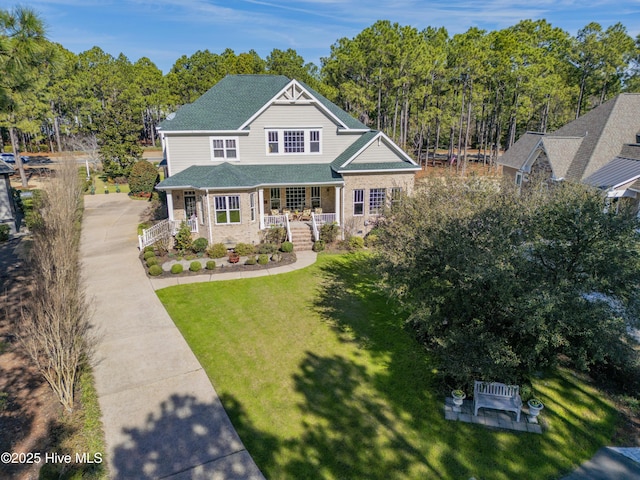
top-left (498, 93), bottom-right (640, 190)
top-left (155, 75), bottom-right (420, 248)
top-left (0, 160), bottom-right (18, 234)
top-left (583, 142), bottom-right (640, 204)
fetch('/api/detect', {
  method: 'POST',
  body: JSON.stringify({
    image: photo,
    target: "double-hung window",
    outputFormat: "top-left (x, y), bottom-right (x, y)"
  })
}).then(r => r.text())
top-left (390, 187), bottom-right (402, 208)
top-left (214, 195), bottom-right (241, 224)
top-left (270, 188), bottom-right (281, 210)
top-left (211, 137), bottom-right (238, 160)
top-left (250, 193), bottom-right (256, 222)
top-left (266, 129), bottom-right (321, 155)
top-left (353, 189), bottom-right (364, 216)
top-left (369, 188), bottom-right (386, 215)
top-left (311, 186), bottom-right (321, 209)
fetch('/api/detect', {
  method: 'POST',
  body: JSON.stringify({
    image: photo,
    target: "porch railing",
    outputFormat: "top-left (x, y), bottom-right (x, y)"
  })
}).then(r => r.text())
top-left (263, 214), bottom-right (292, 242)
top-left (311, 212), bottom-right (337, 241)
top-left (138, 218), bottom-right (198, 250)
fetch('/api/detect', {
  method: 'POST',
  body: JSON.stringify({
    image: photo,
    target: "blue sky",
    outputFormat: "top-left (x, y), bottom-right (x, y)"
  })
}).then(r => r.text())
top-left (23, 0), bottom-right (640, 73)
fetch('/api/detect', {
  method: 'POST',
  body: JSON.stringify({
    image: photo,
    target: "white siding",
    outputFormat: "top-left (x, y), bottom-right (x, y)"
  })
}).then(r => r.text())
top-left (350, 138), bottom-right (408, 164)
top-left (166, 135), bottom-right (213, 175)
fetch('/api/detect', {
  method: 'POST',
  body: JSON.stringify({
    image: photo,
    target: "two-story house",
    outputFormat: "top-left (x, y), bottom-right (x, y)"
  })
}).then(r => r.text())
top-left (155, 75), bottom-right (420, 248)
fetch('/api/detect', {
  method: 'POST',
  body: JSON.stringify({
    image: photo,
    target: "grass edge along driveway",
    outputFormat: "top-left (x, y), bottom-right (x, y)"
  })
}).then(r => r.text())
top-left (157, 253), bottom-right (618, 480)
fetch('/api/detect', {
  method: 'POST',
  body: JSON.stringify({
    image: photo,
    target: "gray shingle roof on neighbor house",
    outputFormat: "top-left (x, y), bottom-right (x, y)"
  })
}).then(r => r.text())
top-left (498, 132), bottom-right (544, 169)
top-left (498, 93), bottom-right (640, 182)
top-left (157, 163), bottom-right (343, 190)
top-left (158, 74), bottom-right (369, 132)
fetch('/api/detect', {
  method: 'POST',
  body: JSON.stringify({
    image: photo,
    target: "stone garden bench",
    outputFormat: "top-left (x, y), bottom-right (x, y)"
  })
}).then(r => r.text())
top-left (473, 381), bottom-right (522, 422)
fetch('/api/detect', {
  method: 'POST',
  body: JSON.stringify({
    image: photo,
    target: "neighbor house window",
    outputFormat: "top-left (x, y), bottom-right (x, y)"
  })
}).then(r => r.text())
top-left (369, 188), bottom-right (386, 215)
top-left (214, 195), bottom-right (241, 224)
top-left (270, 188), bottom-right (281, 210)
top-left (353, 189), bottom-right (364, 216)
top-left (266, 129), bottom-right (321, 155)
top-left (211, 137), bottom-right (238, 160)
top-left (515, 172), bottom-right (523, 186)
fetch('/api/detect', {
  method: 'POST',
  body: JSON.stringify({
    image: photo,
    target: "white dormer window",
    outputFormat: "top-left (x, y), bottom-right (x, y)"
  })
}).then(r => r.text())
top-left (266, 128), bottom-right (321, 155)
top-left (211, 137), bottom-right (239, 160)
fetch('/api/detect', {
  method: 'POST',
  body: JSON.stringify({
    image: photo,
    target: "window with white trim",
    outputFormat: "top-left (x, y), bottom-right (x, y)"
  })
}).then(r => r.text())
top-left (270, 188), bottom-right (281, 210)
top-left (266, 129), bottom-right (321, 155)
top-left (214, 195), bottom-right (241, 224)
top-left (369, 188), bottom-right (386, 215)
top-left (211, 137), bottom-right (238, 160)
top-left (311, 186), bottom-right (321, 208)
top-left (286, 187), bottom-right (306, 210)
top-left (391, 187), bottom-right (402, 207)
top-left (353, 189), bottom-right (364, 216)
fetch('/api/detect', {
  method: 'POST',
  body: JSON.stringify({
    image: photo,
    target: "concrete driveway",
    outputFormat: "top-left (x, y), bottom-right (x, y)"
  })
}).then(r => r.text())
top-left (80, 194), bottom-right (264, 479)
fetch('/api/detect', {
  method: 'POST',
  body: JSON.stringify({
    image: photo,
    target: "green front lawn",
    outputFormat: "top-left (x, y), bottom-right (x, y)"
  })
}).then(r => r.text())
top-left (157, 253), bottom-right (618, 479)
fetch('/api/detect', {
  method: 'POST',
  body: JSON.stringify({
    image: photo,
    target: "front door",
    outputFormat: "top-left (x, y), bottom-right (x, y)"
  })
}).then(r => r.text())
top-left (184, 190), bottom-right (197, 220)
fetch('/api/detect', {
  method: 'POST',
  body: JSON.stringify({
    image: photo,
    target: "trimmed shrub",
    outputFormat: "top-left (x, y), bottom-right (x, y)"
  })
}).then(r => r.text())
top-left (143, 250), bottom-right (156, 260)
top-left (348, 236), bottom-right (364, 250)
top-left (146, 256), bottom-right (159, 267)
top-left (189, 261), bottom-right (202, 272)
top-left (206, 260), bottom-right (217, 270)
top-left (245, 255), bottom-right (257, 265)
top-left (170, 263), bottom-right (183, 274)
top-left (143, 245), bottom-right (154, 253)
top-left (234, 242), bottom-right (255, 256)
top-left (281, 241), bottom-right (294, 253)
top-left (148, 265), bottom-right (163, 276)
top-left (312, 240), bottom-right (325, 252)
top-left (207, 243), bottom-right (227, 258)
top-left (264, 226), bottom-right (286, 244)
top-left (192, 237), bottom-right (208, 253)
top-left (320, 222), bottom-right (340, 244)
top-left (257, 254), bottom-right (269, 265)
top-left (257, 242), bottom-right (278, 254)
top-left (174, 221), bottom-right (193, 252)
top-left (128, 159), bottom-right (159, 195)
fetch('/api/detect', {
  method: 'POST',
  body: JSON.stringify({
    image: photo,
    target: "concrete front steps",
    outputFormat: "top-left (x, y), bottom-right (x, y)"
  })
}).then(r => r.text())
top-left (290, 223), bottom-right (314, 251)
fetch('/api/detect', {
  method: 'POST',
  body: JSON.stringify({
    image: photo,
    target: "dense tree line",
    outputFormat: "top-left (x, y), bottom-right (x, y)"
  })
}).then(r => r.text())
top-left (1, 6), bottom-right (639, 178)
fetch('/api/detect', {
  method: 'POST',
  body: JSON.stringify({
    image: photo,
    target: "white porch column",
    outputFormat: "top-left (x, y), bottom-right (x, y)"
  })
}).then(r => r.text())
top-left (258, 188), bottom-right (265, 229)
top-left (167, 191), bottom-right (174, 221)
top-left (334, 186), bottom-right (341, 225)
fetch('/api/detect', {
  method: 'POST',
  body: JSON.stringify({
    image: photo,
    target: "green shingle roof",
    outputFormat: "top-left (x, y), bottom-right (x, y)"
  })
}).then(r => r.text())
top-left (158, 74), bottom-right (369, 132)
top-left (157, 163), bottom-right (343, 190)
top-left (158, 75), bottom-right (290, 131)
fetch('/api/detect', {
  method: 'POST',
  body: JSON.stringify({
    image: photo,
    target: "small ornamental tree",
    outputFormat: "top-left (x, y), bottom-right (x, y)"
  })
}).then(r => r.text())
top-left (174, 221), bottom-right (193, 253)
top-left (128, 160), bottom-right (159, 196)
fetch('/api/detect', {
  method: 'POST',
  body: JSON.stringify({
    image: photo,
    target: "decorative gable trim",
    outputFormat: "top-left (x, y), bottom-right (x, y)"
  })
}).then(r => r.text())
top-left (335, 131), bottom-right (418, 170)
top-left (239, 79), bottom-right (350, 131)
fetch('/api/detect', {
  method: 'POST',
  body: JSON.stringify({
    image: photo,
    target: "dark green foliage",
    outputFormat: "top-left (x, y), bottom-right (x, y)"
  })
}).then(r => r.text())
top-left (234, 242), bottom-right (255, 256)
top-left (145, 256), bottom-right (158, 267)
top-left (192, 237), bottom-right (208, 253)
top-left (0, 224), bottom-right (9, 242)
top-left (189, 261), bottom-right (202, 272)
top-left (207, 243), bottom-right (227, 258)
top-left (320, 222), bottom-right (339, 244)
top-left (143, 250), bottom-right (156, 260)
top-left (174, 221), bottom-right (192, 252)
top-left (257, 242), bottom-right (278, 254)
top-left (205, 260), bottom-right (216, 270)
top-left (128, 160), bottom-right (158, 195)
top-left (170, 263), bottom-right (183, 274)
top-left (148, 264), bottom-right (163, 276)
top-left (257, 254), bottom-right (269, 265)
top-left (312, 240), bottom-right (325, 252)
top-left (280, 241), bottom-right (294, 253)
top-left (245, 255), bottom-right (257, 265)
top-left (375, 176), bottom-right (640, 386)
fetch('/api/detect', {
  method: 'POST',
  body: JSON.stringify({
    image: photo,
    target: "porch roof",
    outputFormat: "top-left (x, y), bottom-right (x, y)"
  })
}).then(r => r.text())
top-left (156, 162), bottom-right (343, 191)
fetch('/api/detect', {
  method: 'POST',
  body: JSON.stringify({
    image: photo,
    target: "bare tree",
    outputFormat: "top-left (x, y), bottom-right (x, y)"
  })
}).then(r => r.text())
top-left (16, 157), bottom-right (94, 412)
top-left (66, 134), bottom-right (100, 180)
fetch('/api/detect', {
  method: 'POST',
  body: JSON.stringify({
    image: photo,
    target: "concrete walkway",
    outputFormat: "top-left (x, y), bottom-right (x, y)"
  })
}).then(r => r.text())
top-left (80, 194), bottom-right (270, 479)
